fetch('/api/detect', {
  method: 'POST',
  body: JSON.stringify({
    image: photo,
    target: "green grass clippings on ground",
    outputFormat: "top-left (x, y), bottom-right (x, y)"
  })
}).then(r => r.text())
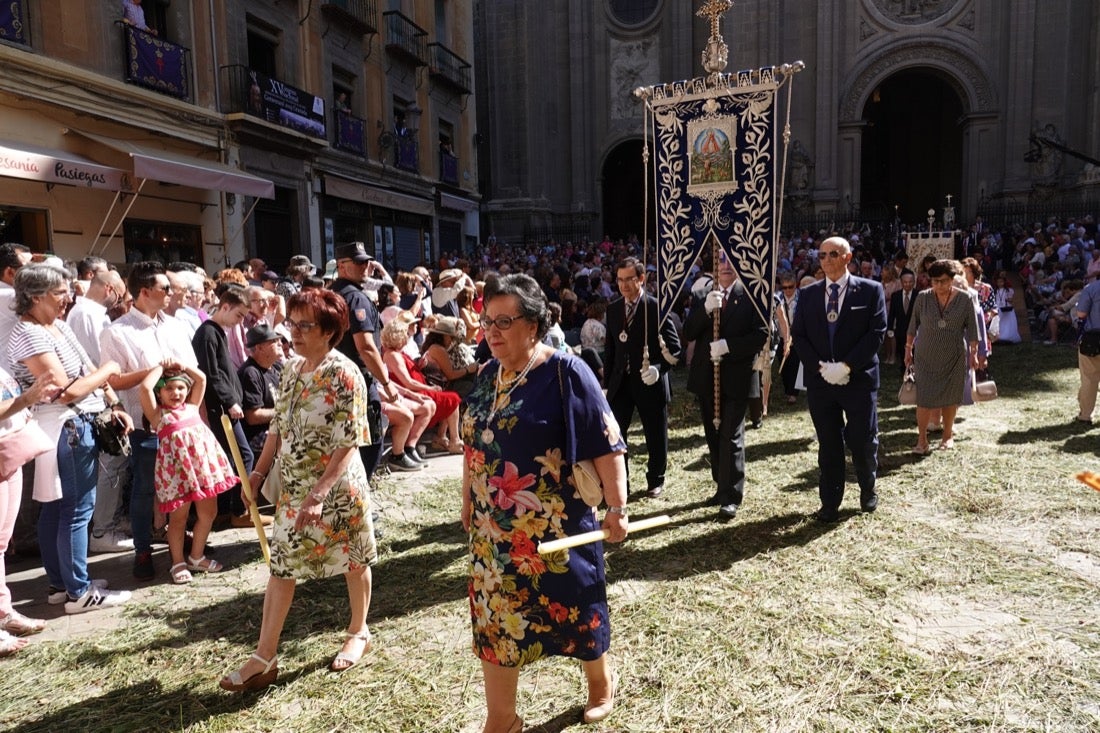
top-left (2, 343), bottom-right (1100, 732)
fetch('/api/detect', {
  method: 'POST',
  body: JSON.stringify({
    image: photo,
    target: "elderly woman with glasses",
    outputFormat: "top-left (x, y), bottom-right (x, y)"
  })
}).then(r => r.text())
top-left (462, 274), bottom-right (628, 733)
top-left (6, 264), bottom-right (135, 614)
top-left (904, 259), bottom-right (980, 454)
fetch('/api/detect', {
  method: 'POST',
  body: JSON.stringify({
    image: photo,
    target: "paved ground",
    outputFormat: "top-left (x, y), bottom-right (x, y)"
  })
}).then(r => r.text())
top-left (5, 450), bottom-right (464, 645)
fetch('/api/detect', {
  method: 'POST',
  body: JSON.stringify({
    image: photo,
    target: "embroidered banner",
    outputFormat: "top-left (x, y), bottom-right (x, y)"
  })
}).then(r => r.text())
top-left (124, 24), bottom-right (190, 100)
top-left (0, 1), bottom-right (27, 45)
top-left (649, 72), bottom-right (779, 327)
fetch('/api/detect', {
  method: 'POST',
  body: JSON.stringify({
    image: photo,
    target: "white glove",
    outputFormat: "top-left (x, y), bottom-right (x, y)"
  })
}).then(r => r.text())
top-left (640, 365), bottom-right (659, 385)
top-left (818, 361), bottom-right (851, 385)
top-left (704, 290), bottom-right (724, 315)
top-left (710, 339), bottom-right (729, 360)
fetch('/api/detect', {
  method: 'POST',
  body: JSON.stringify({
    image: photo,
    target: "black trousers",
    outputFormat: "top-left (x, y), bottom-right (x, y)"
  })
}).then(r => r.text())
top-left (698, 394), bottom-right (748, 506)
top-left (211, 415), bottom-right (253, 516)
top-left (806, 386), bottom-right (879, 512)
top-left (608, 380), bottom-right (668, 491)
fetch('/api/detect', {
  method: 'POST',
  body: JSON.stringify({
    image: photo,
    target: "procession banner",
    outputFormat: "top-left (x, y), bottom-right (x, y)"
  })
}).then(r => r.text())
top-left (649, 70), bottom-right (779, 327)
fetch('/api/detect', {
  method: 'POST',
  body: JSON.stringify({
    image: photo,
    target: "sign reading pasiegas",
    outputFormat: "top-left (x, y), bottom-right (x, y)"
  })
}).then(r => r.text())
top-left (0, 141), bottom-right (131, 191)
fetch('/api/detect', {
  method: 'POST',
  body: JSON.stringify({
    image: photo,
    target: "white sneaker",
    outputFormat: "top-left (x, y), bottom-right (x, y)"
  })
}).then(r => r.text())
top-left (48, 578), bottom-right (108, 605)
top-left (64, 586), bottom-right (131, 614)
top-left (89, 531), bottom-right (134, 554)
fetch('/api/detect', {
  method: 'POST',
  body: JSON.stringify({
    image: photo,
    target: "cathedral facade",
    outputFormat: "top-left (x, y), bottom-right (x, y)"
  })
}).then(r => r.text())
top-left (475, 0), bottom-right (1099, 242)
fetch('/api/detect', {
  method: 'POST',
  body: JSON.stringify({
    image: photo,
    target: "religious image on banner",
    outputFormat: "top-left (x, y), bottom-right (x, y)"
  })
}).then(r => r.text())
top-left (688, 117), bottom-right (737, 195)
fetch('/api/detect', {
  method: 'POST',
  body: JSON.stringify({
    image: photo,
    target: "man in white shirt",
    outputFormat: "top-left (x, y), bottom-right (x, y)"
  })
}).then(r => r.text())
top-left (66, 268), bottom-right (135, 553)
top-left (0, 243), bottom-right (32, 368)
top-left (100, 262), bottom-right (198, 580)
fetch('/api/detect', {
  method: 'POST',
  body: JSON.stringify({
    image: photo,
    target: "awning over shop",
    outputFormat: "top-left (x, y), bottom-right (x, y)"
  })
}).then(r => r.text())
top-left (324, 174), bottom-right (435, 217)
top-left (0, 139), bottom-right (131, 191)
top-left (438, 191), bottom-right (480, 213)
top-left (65, 128), bottom-right (275, 199)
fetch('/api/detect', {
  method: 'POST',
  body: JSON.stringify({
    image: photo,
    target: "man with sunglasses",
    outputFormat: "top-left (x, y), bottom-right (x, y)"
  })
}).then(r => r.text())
top-left (330, 242), bottom-right (420, 475)
top-left (101, 261), bottom-right (199, 579)
top-left (790, 236), bottom-right (886, 523)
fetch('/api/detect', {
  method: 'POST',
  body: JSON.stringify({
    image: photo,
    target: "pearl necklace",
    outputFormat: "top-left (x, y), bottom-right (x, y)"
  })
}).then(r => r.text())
top-left (481, 347), bottom-right (540, 444)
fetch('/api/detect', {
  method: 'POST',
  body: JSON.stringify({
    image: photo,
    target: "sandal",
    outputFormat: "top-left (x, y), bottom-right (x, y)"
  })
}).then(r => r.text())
top-left (0, 629), bottom-right (29, 657)
top-left (187, 555), bottom-right (224, 573)
top-left (170, 562), bottom-right (193, 585)
top-left (0, 609), bottom-right (46, 636)
top-left (448, 442), bottom-right (464, 455)
top-left (429, 439), bottom-right (450, 453)
top-left (219, 652), bottom-right (278, 692)
top-left (330, 629), bottom-right (372, 672)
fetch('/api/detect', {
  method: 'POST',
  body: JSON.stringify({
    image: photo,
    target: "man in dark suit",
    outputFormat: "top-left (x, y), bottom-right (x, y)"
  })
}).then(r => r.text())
top-left (791, 236), bottom-right (887, 522)
top-left (604, 257), bottom-right (682, 498)
top-left (684, 257), bottom-right (769, 519)
top-left (886, 271), bottom-right (916, 369)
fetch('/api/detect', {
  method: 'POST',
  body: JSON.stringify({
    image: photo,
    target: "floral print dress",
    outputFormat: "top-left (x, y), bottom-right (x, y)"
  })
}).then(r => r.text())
top-left (461, 351), bottom-right (625, 667)
top-left (269, 351), bottom-right (377, 580)
top-left (153, 403), bottom-right (238, 513)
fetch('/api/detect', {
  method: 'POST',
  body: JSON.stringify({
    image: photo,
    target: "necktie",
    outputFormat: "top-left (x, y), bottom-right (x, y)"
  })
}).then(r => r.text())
top-left (721, 288), bottom-right (729, 308)
top-left (827, 283), bottom-right (840, 344)
top-left (903, 292), bottom-right (910, 312)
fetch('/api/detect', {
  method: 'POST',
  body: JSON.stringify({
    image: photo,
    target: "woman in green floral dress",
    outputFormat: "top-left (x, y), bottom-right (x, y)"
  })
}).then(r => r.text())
top-left (220, 289), bottom-right (377, 692)
top-left (462, 274), bottom-right (629, 732)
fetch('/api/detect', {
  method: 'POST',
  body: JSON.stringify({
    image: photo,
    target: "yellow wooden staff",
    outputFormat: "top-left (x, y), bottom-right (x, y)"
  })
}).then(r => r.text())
top-left (221, 414), bottom-right (271, 565)
top-left (537, 514), bottom-right (671, 555)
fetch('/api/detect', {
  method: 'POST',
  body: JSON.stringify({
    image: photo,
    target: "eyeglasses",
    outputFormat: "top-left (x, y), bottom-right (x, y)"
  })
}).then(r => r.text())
top-left (932, 276), bottom-right (954, 285)
top-left (49, 287), bottom-right (71, 298)
top-left (284, 319), bottom-right (317, 332)
top-left (820, 250), bottom-right (846, 260)
top-left (479, 314), bottom-right (524, 331)
top-left (781, 286), bottom-right (796, 291)
top-left (148, 283), bottom-right (171, 293)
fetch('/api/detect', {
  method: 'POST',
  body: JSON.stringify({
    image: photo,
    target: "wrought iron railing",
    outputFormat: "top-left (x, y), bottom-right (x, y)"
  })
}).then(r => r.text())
top-left (382, 10), bottom-right (427, 66)
top-left (320, 0), bottom-right (377, 35)
top-left (394, 133), bottom-right (418, 172)
top-left (427, 42), bottom-right (471, 93)
top-left (118, 21), bottom-right (191, 101)
top-left (334, 110), bottom-right (367, 155)
top-left (440, 150), bottom-right (458, 185)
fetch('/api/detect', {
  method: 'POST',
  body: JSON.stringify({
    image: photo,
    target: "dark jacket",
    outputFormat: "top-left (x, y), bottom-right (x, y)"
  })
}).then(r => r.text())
top-left (683, 280), bottom-right (769, 400)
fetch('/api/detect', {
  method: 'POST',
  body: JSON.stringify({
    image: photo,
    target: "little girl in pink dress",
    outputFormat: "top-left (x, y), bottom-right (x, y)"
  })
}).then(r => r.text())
top-left (139, 363), bottom-right (239, 584)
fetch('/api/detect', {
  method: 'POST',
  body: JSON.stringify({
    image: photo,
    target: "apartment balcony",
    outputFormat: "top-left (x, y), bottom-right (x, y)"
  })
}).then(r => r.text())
top-left (118, 22), bottom-right (191, 101)
top-left (0, 1), bottom-right (28, 45)
top-left (440, 149), bottom-right (458, 185)
top-left (220, 65), bottom-right (327, 145)
top-left (427, 42), bottom-right (471, 95)
top-left (383, 11), bottom-right (427, 67)
top-left (334, 109), bottom-right (366, 156)
top-left (320, 0), bottom-right (378, 35)
top-left (394, 133), bottom-right (418, 173)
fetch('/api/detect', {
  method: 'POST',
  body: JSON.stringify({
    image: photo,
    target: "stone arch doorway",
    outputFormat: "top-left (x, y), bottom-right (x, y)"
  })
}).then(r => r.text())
top-left (860, 68), bottom-right (965, 224)
top-left (601, 139), bottom-right (654, 243)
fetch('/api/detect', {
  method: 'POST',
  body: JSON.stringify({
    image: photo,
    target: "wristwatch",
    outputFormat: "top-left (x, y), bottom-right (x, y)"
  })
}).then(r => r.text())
top-left (606, 506), bottom-right (628, 516)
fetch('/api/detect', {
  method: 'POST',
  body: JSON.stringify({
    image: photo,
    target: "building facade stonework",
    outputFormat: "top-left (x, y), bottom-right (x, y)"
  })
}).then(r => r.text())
top-left (476, 0), bottom-right (1099, 241)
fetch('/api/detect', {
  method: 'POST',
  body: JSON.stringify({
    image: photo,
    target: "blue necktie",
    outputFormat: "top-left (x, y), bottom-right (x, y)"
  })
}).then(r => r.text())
top-left (827, 283), bottom-right (840, 345)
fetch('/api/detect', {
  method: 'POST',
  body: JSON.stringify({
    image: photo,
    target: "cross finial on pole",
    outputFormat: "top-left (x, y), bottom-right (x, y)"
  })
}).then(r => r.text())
top-left (698, 0), bottom-right (733, 77)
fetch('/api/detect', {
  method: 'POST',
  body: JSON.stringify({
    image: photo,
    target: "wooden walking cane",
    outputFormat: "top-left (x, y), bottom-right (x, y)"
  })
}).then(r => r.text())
top-left (537, 514), bottom-right (671, 555)
top-left (220, 414), bottom-right (271, 565)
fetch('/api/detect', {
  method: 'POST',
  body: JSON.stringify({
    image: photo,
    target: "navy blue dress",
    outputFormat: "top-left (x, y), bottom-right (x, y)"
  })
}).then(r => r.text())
top-left (461, 352), bottom-right (625, 666)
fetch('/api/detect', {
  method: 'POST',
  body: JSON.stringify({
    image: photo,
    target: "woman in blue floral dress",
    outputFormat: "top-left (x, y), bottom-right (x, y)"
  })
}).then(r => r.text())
top-left (461, 274), bottom-right (629, 733)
